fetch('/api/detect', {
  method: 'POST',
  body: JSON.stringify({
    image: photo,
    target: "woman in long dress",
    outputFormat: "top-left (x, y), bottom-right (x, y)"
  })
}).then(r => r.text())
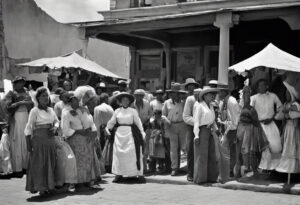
top-left (276, 89), bottom-right (300, 175)
top-left (61, 94), bottom-right (101, 188)
top-left (5, 77), bottom-right (33, 175)
top-left (24, 87), bottom-right (59, 195)
top-left (105, 92), bottom-right (146, 183)
top-left (235, 86), bottom-right (269, 177)
top-left (193, 86), bottom-right (219, 184)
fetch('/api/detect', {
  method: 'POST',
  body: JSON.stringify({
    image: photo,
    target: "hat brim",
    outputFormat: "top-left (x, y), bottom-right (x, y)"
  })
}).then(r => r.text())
top-left (199, 88), bottom-right (219, 100)
top-left (116, 93), bottom-right (135, 103)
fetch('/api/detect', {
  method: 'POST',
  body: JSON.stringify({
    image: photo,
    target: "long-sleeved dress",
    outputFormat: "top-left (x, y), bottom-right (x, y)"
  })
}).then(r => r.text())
top-left (61, 107), bottom-right (101, 183)
top-left (106, 107), bottom-right (145, 176)
top-left (276, 102), bottom-right (300, 173)
top-left (24, 107), bottom-right (59, 192)
top-left (5, 89), bottom-right (33, 172)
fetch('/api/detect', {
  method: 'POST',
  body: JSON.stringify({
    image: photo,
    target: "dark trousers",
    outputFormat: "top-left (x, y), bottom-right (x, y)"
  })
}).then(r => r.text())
top-left (164, 138), bottom-right (172, 172)
top-left (149, 158), bottom-right (164, 171)
top-left (186, 125), bottom-right (194, 178)
top-left (227, 130), bottom-right (237, 174)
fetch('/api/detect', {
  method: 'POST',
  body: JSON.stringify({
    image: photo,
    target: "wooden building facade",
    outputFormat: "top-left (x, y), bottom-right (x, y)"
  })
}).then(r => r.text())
top-left (80, 0), bottom-right (300, 91)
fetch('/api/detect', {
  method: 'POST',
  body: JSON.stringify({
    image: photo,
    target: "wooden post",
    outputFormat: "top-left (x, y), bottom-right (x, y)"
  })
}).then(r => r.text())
top-left (288, 173), bottom-right (291, 185)
top-left (129, 47), bottom-right (136, 90)
top-left (164, 45), bottom-right (171, 89)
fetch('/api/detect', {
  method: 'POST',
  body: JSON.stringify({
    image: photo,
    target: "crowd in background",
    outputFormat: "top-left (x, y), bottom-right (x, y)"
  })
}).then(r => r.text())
top-left (0, 74), bottom-right (299, 196)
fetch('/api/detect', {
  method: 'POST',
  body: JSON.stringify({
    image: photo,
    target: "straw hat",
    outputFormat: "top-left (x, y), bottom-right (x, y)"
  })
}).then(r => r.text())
top-left (184, 78), bottom-right (199, 89)
top-left (116, 92), bottom-right (135, 104)
top-left (208, 80), bottom-right (218, 88)
top-left (166, 83), bottom-right (181, 93)
top-left (198, 86), bottom-right (219, 100)
top-left (12, 76), bottom-right (26, 84)
top-left (134, 89), bottom-right (146, 96)
top-left (118, 80), bottom-right (127, 86)
top-left (96, 82), bottom-right (106, 88)
top-left (154, 89), bottom-right (164, 95)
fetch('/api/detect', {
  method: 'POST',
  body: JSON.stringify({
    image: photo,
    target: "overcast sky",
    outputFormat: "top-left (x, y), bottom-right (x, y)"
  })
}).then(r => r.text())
top-left (34, 0), bottom-right (110, 23)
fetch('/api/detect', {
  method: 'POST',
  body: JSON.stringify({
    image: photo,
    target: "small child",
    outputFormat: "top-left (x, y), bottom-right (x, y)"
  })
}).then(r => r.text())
top-left (0, 122), bottom-right (12, 176)
top-left (148, 109), bottom-right (169, 173)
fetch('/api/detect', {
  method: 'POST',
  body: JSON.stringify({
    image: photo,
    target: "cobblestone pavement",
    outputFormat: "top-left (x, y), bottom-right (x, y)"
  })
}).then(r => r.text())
top-left (1, 174), bottom-right (300, 205)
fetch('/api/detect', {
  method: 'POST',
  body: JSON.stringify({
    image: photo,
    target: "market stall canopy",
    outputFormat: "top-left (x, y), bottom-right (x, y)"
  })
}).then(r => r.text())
top-left (17, 52), bottom-right (125, 79)
top-left (229, 43), bottom-right (300, 74)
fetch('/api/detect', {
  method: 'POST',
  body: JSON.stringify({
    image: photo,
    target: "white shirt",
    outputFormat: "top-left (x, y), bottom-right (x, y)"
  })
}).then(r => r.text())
top-left (134, 99), bottom-right (152, 124)
top-left (94, 103), bottom-right (114, 139)
top-left (251, 92), bottom-right (282, 121)
top-left (61, 108), bottom-right (96, 138)
top-left (182, 95), bottom-right (196, 126)
top-left (193, 101), bottom-right (215, 137)
top-left (54, 100), bottom-right (70, 119)
top-left (220, 96), bottom-right (241, 130)
top-left (162, 99), bottom-right (184, 123)
top-left (24, 107), bottom-right (59, 136)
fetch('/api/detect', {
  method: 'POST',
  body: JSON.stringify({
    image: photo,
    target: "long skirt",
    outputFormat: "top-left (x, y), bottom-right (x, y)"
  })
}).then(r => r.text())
top-left (112, 126), bottom-right (143, 176)
top-left (259, 121), bottom-right (282, 170)
top-left (55, 137), bottom-right (77, 184)
top-left (193, 126), bottom-right (218, 184)
top-left (0, 133), bottom-right (13, 174)
top-left (67, 134), bottom-right (100, 183)
top-left (26, 128), bottom-right (58, 192)
top-left (276, 121), bottom-right (300, 173)
top-left (9, 109), bottom-right (29, 172)
top-left (237, 123), bottom-right (269, 171)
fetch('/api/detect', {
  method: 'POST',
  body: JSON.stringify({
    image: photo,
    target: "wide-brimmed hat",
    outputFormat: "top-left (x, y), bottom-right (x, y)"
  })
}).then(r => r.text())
top-left (166, 83), bottom-right (181, 93)
top-left (116, 92), bottom-right (135, 104)
top-left (12, 76), bottom-right (26, 84)
top-left (208, 80), bottom-right (218, 88)
top-left (199, 86), bottom-right (219, 100)
top-left (134, 89), bottom-right (146, 96)
top-left (96, 82), bottom-right (106, 88)
top-left (118, 80), bottom-right (127, 86)
top-left (193, 88), bottom-right (202, 95)
top-left (184, 78), bottom-right (199, 88)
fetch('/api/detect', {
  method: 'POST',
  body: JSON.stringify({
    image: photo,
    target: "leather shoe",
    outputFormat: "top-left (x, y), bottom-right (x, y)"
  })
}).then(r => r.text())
top-left (171, 170), bottom-right (178, 176)
top-left (187, 176), bottom-right (193, 182)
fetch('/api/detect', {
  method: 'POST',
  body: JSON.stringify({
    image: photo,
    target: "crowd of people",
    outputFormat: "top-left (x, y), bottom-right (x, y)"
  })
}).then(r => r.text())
top-left (0, 75), bottom-right (300, 196)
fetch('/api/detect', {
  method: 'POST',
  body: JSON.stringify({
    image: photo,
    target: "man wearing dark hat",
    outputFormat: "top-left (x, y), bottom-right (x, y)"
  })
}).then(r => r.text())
top-left (182, 78), bottom-right (200, 181)
top-left (162, 83), bottom-right (187, 176)
top-left (118, 80), bottom-right (128, 92)
top-left (218, 84), bottom-right (241, 176)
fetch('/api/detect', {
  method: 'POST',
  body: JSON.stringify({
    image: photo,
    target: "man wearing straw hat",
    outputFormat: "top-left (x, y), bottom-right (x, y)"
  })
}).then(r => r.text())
top-left (218, 84), bottom-right (241, 177)
top-left (162, 83), bottom-right (187, 176)
top-left (182, 78), bottom-right (200, 181)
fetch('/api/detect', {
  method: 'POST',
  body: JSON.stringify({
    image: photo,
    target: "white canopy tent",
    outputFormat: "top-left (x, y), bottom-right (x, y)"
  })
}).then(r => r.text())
top-left (229, 43), bottom-right (300, 74)
top-left (17, 52), bottom-right (125, 79)
top-left (229, 43), bottom-right (300, 99)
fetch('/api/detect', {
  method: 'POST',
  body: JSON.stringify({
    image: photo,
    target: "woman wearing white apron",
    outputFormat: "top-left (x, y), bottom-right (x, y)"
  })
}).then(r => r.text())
top-left (251, 79), bottom-right (282, 170)
top-left (106, 92), bottom-right (146, 183)
top-left (5, 77), bottom-right (33, 176)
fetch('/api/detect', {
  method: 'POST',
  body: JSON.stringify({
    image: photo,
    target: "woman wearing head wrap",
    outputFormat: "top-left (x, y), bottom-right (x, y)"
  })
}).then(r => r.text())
top-left (24, 87), bottom-right (59, 195)
top-left (61, 86), bottom-right (101, 188)
top-left (105, 92), bottom-right (146, 183)
top-left (5, 77), bottom-right (34, 176)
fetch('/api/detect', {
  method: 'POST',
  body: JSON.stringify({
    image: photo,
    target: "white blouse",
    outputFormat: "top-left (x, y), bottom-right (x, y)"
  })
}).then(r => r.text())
top-left (61, 108), bottom-right (96, 138)
top-left (24, 107), bottom-right (59, 136)
top-left (193, 101), bottom-right (215, 137)
top-left (106, 107), bottom-right (145, 138)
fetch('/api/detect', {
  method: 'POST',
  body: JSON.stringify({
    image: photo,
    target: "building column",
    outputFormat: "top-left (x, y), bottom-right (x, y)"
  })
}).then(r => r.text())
top-left (164, 45), bottom-right (171, 89)
top-left (214, 12), bottom-right (233, 85)
top-left (129, 46), bottom-right (137, 89)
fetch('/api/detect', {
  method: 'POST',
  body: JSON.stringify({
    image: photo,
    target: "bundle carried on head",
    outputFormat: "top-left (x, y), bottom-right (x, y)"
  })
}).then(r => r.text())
top-left (73, 85), bottom-right (96, 106)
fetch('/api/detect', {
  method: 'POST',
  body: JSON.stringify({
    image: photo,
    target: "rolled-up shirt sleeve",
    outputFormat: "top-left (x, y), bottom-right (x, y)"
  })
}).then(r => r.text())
top-left (193, 104), bottom-right (200, 137)
top-left (61, 111), bottom-right (75, 137)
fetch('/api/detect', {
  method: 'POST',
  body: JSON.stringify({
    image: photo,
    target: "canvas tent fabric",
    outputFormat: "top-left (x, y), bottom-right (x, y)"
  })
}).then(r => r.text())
top-left (229, 43), bottom-right (300, 74)
top-left (17, 52), bottom-right (124, 79)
